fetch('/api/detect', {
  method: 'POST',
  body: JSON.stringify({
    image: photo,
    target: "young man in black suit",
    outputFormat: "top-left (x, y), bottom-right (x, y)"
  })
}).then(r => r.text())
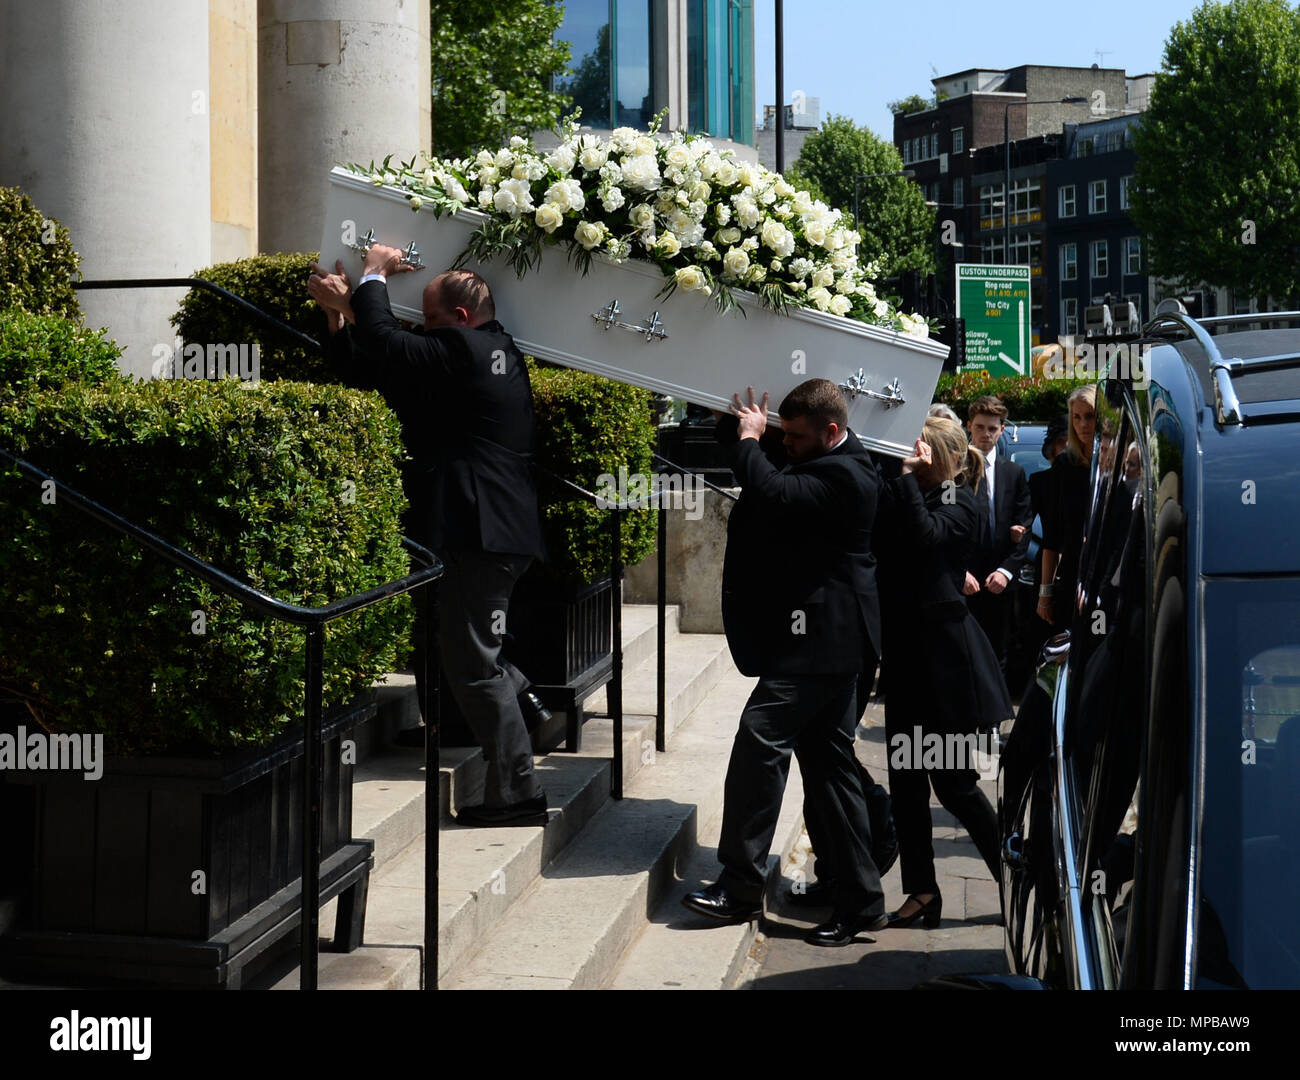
top-left (308, 248), bottom-right (548, 825)
top-left (962, 395), bottom-right (1032, 682)
top-left (682, 379), bottom-right (887, 947)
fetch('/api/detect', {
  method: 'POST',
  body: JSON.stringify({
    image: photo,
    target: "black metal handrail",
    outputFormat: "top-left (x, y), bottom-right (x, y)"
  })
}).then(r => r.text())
top-left (0, 446), bottom-right (442, 991)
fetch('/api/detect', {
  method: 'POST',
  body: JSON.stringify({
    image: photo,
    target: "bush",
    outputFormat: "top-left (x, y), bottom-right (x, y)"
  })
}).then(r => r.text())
top-left (934, 369), bottom-right (1092, 422)
top-left (0, 188), bottom-right (82, 320)
top-left (527, 360), bottom-right (657, 583)
top-left (0, 378), bottom-right (413, 755)
top-left (0, 309), bottom-right (126, 406)
top-left (171, 252), bottom-right (330, 383)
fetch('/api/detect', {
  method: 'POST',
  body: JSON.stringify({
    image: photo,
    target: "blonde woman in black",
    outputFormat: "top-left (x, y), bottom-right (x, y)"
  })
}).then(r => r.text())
top-left (875, 417), bottom-right (1010, 928)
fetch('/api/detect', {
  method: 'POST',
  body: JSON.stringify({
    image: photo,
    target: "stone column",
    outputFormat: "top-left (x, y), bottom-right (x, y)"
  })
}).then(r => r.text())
top-left (0, 0), bottom-right (213, 379)
top-left (258, 0), bottom-right (431, 255)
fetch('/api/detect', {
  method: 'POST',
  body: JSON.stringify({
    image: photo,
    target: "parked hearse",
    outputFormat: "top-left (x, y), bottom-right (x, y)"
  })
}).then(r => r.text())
top-left (995, 309), bottom-right (1300, 990)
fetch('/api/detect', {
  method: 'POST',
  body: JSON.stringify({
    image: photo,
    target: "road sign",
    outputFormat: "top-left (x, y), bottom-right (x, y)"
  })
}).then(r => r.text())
top-left (955, 264), bottom-right (1031, 376)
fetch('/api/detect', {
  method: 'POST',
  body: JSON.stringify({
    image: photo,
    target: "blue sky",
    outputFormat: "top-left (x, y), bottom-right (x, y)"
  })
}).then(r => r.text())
top-left (753, 0), bottom-right (1207, 139)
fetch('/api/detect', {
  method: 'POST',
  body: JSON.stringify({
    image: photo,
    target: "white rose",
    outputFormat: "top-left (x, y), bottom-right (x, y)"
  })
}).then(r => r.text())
top-left (829, 294), bottom-right (853, 316)
top-left (407, 194), bottom-right (423, 210)
top-left (674, 265), bottom-right (706, 292)
top-left (732, 196), bottom-right (761, 229)
top-left (545, 146), bottom-right (576, 174)
top-left (495, 148), bottom-right (515, 169)
top-left (422, 168), bottom-right (436, 186)
top-left (611, 127), bottom-right (639, 151)
top-left (493, 177), bottom-right (534, 217)
top-left (475, 150), bottom-right (496, 168)
top-left (792, 190), bottom-right (814, 213)
top-left (770, 259), bottom-right (783, 273)
top-left (574, 220), bottom-right (607, 249)
top-left (715, 226), bottom-right (742, 246)
top-left (811, 265), bottom-right (835, 288)
top-left (545, 178), bottom-right (585, 211)
top-left (714, 161), bottom-right (739, 187)
top-left (835, 275), bottom-right (857, 294)
top-left (476, 164), bottom-right (500, 185)
top-left (723, 247), bottom-right (750, 278)
top-left (629, 204), bottom-right (655, 230)
top-left (690, 181), bottom-right (711, 202)
top-left (873, 298), bottom-right (891, 318)
top-left (759, 185), bottom-right (778, 205)
top-left (790, 257), bottom-right (814, 280)
top-left (665, 143), bottom-right (692, 169)
top-left (830, 249), bottom-right (851, 270)
top-left (746, 266), bottom-right (766, 285)
top-left (775, 180), bottom-right (795, 198)
top-left (443, 177), bottom-right (469, 203)
top-left (697, 240), bottom-right (718, 259)
top-left (578, 136), bottom-right (609, 171)
top-left (760, 219), bottom-right (795, 258)
top-left (667, 208), bottom-right (694, 235)
top-left (478, 186), bottom-right (495, 210)
top-left (632, 135), bottom-right (658, 156)
top-left (804, 220), bottom-right (828, 246)
top-left (509, 135), bottom-right (528, 149)
top-left (737, 165), bottom-right (760, 189)
top-left (714, 203), bottom-right (731, 225)
top-left (599, 186), bottom-right (626, 212)
top-left (656, 231), bottom-right (682, 258)
top-left (807, 286), bottom-right (833, 311)
top-left (698, 153), bottom-right (721, 179)
top-left (534, 203), bottom-right (564, 233)
top-left (621, 153), bottom-right (662, 192)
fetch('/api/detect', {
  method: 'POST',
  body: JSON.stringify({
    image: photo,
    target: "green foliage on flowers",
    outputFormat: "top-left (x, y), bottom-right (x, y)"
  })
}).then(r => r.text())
top-left (933, 369), bottom-right (1093, 422)
top-left (0, 378), bottom-right (413, 755)
top-left (527, 359), bottom-right (657, 584)
top-left (0, 310), bottom-right (126, 406)
top-left (0, 187), bottom-right (82, 320)
top-left (171, 252), bottom-right (331, 383)
top-left (430, 0), bottom-right (573, 160)
top-left (1131, 0), bottom-right (1300, 299)
top-left (787, 115), bottom-right (935, 278)
top-left (349, 117), bottom-right (932, 337)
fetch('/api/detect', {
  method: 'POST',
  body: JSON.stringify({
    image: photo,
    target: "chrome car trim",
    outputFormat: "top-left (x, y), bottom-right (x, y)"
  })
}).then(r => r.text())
top-left (1050, 664), bottom-right (1097, 989)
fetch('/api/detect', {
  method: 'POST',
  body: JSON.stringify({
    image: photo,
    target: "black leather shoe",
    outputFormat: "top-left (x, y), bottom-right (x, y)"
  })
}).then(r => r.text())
top-left (886, 892), bottom-right (943, 929)
top-left (456, 793), bottom-right (548, 826)
top-left (786, 878), bottom-right (834, 907)
top-left (805, 909), bottom-right (890, 947)
top-left (681, 883), bottom-right (762, 922)
top-left (518, 691), bottom-right (552, 731)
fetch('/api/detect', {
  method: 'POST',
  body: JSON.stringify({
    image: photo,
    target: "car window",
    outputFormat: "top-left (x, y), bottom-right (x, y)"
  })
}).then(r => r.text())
top-left (1199, 579), bottom-right (1300, 989)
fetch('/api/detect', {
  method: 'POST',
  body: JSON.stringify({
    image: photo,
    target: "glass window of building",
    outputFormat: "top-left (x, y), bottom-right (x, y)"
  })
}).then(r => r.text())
top-left (903, 139), bottom-right (913, 164)
top-left (556, 0), bottom-right (613, 128)
top-left (951, 126), bottom-right (964, 154)
top-left (1090, 178), bottom-right (1108, 214)
top-left (980, 183), bottom-right (1005, 224)
top-left (1120, 174), bottom-right (1133, 209)
top-left (952, 177), bottom-right (964, 206)
top-left (1063, 297), bottom-right (1078, 335)
top-left (614, 0), bottom-right (654, 127)
top-left (1091, 239), bottom-right (1109, 278)
top-left (1125, 236), bottom-right (1141, 275)
top-left (1061, 242), bottom-right (1078, 281)
top-left (1059, 184), bottom-right (1076, 218)
top-left (981, 235), bottom-right (1006, 263)
top-left (686, 0), bottom-right (755, 145)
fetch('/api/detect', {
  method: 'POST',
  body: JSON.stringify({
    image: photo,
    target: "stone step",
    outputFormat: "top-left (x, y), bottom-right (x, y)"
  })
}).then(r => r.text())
top-left (619, 602), bottom-right (681, 673)
top-left (269, 946), bottom-right (421, 991)
top-left (443, 665), bottom-right (760, 990)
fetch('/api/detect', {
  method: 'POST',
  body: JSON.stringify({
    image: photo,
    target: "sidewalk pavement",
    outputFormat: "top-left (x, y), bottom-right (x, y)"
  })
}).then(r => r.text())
top-left (739, 700), bottom-right (1007, 990)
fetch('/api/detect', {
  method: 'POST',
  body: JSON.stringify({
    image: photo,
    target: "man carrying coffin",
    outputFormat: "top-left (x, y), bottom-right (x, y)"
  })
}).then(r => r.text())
top-left (682, 379), bottom-right (888, 946)
top-left (307, 247), bottom-right (548, 826)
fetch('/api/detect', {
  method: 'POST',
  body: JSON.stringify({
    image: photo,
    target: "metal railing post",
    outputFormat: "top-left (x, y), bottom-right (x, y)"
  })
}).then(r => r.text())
top-left (301, 624), bottom-right (325, 990)
top-left (609, 504), bottom-right (623, 799)
top-left (656, 500), bottom-right (667, 753)
top-left (423, 579), bottom-right (440, 989)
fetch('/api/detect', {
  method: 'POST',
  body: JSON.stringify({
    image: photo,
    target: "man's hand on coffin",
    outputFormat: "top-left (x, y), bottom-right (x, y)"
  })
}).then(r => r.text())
top-left (730, 386), bottom-right (770, 441)
top-left (308, 259), bottom-right (355, 330)
top-left (362, 243), bottom-right (418, 279)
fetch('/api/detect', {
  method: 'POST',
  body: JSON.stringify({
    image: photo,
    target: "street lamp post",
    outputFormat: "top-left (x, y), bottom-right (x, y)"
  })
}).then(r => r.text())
top-left (1003, 96), bottom-right (1087, 263)
top-left (853, 169), bottom-right (916, 227)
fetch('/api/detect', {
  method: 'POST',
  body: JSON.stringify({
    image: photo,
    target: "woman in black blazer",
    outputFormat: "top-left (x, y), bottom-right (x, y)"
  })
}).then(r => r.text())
top-left (876, 417), bottom-right (1010, 928)
top-left (1037, 384), bottom-right (1096, 632)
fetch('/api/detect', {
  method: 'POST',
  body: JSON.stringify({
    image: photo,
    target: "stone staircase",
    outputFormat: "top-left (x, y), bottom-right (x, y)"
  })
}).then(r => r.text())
top-left (264, 602), bottom-right (805, 990)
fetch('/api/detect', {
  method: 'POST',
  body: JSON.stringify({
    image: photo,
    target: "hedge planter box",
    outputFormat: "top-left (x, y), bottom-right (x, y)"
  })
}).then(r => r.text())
top-left (0, 698), bottom-right (376, 989)
top-left (320, 167), bottom-right (947, 459)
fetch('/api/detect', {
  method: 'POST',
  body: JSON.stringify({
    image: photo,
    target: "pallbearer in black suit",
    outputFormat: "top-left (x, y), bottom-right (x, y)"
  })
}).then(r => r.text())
top-left (682, 380), bottom-right (888, 947)
top-left (962, 396), bottom-right (1032, 682)
top-left (877, 417), bottom-right (1009, 929)
top-left (308, 250), bottom-right (548, 826)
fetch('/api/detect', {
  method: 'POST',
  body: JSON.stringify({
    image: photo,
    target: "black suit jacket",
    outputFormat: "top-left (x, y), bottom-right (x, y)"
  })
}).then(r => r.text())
top-left (969, 454), bottom-right (1032, 583)
top-left (719, 427), bottom-right (883, 678)
top-left (878, 471), bottom-right (978, 625)
top-left (325, 280), bottom-right (545, 558)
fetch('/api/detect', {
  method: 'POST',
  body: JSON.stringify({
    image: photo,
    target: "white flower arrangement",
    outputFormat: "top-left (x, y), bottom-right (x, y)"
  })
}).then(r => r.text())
top-left (348, 113), bottom-right (930, 338)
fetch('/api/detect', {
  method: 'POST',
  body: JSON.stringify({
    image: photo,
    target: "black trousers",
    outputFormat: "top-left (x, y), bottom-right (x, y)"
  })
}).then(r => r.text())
top-left (717, 674), bottom-right (884, 916)
top-left (411, 548), bottom-right (540, 807)
top-left (967, 587), bottom-right (1010, 677)
top-left (884, 709), bottom-right (1001, 896)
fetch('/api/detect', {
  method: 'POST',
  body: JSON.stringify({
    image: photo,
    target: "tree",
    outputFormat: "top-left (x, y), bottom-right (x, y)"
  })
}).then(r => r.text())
top-left (431, 0), bottom-right (572, 159)
top-left (1130, 0), bottom-right (1300, 300)
top-left (888, 93), bottom-right (933, 115)
top-left (787, 115), bottom-right (935, 276)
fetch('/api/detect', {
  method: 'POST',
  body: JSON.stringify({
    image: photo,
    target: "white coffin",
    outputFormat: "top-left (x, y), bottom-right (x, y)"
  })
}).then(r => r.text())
top-left (320, 167), bottom-right (947, 458)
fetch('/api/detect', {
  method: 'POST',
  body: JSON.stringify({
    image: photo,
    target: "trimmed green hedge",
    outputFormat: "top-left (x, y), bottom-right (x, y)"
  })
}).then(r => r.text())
top-left (171, 252), bottom-right (330, 383)
top-left (528, 359), bottom-right (657, 583)
top-left (0, 378), bottom-right (413, 755)
top-left (0, 309), bottom-right (126, 404)
top-left (0, 188), bottom-right (82, 321)
top-left (934, 369), bottom-right (1092, 422)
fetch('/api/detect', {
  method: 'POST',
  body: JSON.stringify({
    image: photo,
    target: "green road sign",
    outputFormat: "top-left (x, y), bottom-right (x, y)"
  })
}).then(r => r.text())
top-left (955, 264), bottom-right (1031, 376)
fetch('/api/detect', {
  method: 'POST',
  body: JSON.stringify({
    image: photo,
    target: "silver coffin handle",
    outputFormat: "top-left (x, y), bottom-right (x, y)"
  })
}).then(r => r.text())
top-left (342, 229), bottom-right (427, 270)
top-left (837, 368), bottom-right (905, 409)
top-left (591, 299), bottom-right (669, 342)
